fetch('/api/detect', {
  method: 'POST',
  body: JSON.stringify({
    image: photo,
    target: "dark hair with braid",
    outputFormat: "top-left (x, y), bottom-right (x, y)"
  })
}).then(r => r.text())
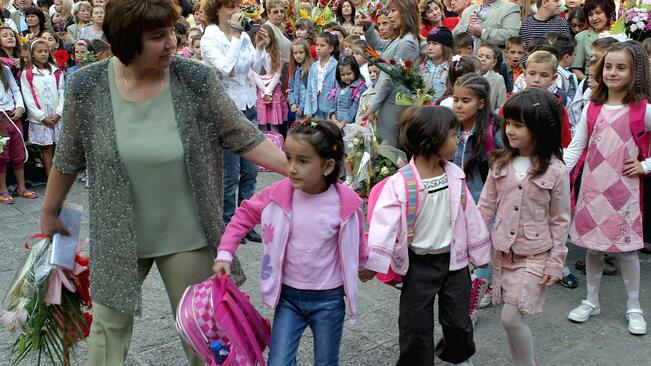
top-left (288, 120), bottom-right (345, 186)
top-left (437, 55), bottom-right (480, 101)
top-left (453, 73), bottom-right (501, 178)
top-left (398, 105), bottom-right (459, 158)
top-left (317, 31), bottom-right (340, 60)
top-left (493, 89), bottom-right (564, 177)
top-left (591, 41), bottom-right (651, 105)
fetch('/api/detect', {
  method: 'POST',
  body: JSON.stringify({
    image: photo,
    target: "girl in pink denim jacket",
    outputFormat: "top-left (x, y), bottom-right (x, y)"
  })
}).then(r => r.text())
top-left (360, 106), bottom-right (491, 366)
top-left (213, 120), bottom-right (366, 366)
top-left (477, 89), bottom-right (571, 366)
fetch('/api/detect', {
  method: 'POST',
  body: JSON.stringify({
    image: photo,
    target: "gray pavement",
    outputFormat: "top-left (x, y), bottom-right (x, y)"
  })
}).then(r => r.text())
top-left (1, 173), bottom-right (650, 365)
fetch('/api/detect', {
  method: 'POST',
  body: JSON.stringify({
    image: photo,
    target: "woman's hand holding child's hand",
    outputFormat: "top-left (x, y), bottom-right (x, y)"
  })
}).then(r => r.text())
top-left (212, 261), bottom-right (231, 277)
top-left (622, 159), bottom-right (646, 176)
top-left (358, 268), bottom-right (377, 282)
top-left (264, 95), bottom-right (272, 104)
top-left (538, 275), bottom-right (560, 287)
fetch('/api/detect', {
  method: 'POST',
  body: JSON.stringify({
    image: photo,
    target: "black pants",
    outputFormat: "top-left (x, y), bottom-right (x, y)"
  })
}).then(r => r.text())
top-left (397, 250), bottom-right (475, 366)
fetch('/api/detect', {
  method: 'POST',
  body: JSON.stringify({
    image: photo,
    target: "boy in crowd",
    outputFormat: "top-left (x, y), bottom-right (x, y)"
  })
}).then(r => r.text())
top-left (519, 0), bottom-right (572, 49)
top-left (453, 32), bottom-right (473, 56)
top-left (502, 36), bottom-right (526, 92)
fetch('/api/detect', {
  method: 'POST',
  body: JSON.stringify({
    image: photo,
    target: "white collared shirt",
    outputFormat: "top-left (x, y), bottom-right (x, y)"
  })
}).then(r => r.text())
top-left (200, 24), bottom-right (267, 111)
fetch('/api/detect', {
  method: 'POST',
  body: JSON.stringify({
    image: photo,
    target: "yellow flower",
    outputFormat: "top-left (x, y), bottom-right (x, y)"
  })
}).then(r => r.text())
top-left (19, 36), bottom-right (29, 45)
top-left (315, 16), bottom-right (326, 26)
top-left (299, 9), bottom-right (309, 19)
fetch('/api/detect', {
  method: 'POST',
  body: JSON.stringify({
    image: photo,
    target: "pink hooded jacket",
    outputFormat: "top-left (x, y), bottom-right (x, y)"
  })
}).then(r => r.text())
top-left (217, 178), bottom-right (368, 319)
top-left (364, 160), bottom-right (492, 275)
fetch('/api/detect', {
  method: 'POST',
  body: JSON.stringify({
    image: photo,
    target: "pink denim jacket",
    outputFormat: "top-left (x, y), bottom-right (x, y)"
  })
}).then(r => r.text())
top-left (364, 160), bottom-right (492, 275)
top-left (477, 156), bottom-right (571, 279)
top-left (217, 178), bottom-right (367, 319)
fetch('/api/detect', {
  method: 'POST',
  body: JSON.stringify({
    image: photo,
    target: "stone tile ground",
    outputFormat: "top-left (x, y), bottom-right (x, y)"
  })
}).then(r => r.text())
top-left (1, 173), bottom-right (650, 365)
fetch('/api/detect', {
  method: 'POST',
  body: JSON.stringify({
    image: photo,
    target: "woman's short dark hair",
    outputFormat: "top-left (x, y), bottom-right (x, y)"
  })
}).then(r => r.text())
top-left (583, 0), bottom-right (616, 23)
top-left (103, 0), bottom-right (178, 65)
top-left (25, 7), bottom-right (46, 30)
top-left (398, 106), bottom-right (459, 158)
top-left (202, 0), bottom-right (238, 25)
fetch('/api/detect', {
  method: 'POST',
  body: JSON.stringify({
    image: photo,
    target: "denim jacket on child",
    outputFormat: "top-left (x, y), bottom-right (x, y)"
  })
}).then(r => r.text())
top-left (329, 79), bottom-right (367, 123)
top-left (287, 65), bottom-right (308, 112)
top-left (304, 56), bottom-right (337, 117)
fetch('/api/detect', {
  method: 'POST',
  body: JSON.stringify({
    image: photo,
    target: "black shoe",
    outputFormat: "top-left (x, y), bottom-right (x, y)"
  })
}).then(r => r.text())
top-left (575, 260), bottom-right (586, 273)
top-left (561, 273), bottom-right (579, 289)
top-left (246, 229), bottom-right (262, 243)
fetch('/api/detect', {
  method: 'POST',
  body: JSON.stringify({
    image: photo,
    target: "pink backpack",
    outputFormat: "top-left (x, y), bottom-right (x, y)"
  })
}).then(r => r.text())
top-left (176, 275), bottom-right (272, 366)
top-left (367, 164), bottom-right (467, 286)
top-left (257, 132), bottom-right (285, 172)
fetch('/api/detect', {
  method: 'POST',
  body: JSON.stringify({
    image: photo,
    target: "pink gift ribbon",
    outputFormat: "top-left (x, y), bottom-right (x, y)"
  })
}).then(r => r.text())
top-left (45, 260), bottom-right (88, 305)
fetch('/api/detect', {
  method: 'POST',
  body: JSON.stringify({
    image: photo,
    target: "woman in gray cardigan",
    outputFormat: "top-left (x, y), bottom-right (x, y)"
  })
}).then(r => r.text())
top-left (39, 1), bottom-right (287, 365)
top-left (357, 0), bottom-right (420, 148)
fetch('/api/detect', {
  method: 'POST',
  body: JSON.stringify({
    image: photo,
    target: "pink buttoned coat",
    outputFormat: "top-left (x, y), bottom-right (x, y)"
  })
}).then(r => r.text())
top-left (477, 156), bottom-right (571, 314)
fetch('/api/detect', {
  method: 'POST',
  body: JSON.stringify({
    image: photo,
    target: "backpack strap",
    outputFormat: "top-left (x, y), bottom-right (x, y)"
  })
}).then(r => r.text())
top-left (629, 99), bottom-right (649, 159)
top-left (351, 81), bottom-right (366, 101)
top-left (327, 87), bottom-right (337, 101)
top-left (25, 67), bottom-right (42, 110)
top-left (398, 165), bottom-right (419, 244)
top-left (483, 117), bottom-right (498, 156)
top-left (222, 294), bottom-right (268, 366)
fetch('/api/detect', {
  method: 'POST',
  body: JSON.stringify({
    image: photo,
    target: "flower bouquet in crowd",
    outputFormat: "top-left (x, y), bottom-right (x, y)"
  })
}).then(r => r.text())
top-left (358, 47), bottom-right (433, 105)
top-left (344, 119), bottom-right (407, 195)
top-left (241, 0), bottom-right (264, 20)
top-left (53, 49), bottom-right (69, 70)
top-left (611, 0), bottom-right (651, 41)
top-left (295, 0), bottom-right (334, 34)
top-left (0, 214), bottom-right (92, 365)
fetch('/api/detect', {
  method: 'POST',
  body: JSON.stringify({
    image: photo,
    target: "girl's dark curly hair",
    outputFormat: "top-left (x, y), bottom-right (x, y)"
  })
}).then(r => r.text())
top-left (288, 120), bottom-right (345, 186)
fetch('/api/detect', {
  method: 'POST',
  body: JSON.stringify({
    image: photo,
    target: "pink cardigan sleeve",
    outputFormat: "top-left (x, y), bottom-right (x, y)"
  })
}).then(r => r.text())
top-left (356, 207), bottom-right (369, 267)
top-left (216, 186), bottom-right (273, 261)
top-left (463, 182), bottom-right (493, 267)
top-left (364, 175), bottom-right (404, 273)
top-left (544, 169), bottom-right (571, 279)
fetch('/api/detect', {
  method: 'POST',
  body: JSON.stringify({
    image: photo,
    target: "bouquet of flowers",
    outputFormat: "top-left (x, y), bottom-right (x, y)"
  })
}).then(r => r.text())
top-left (0, 235), bottom-right (92, 366)
top-left (611, 0), bottom-right (651, 41)
top-left (358, 47), bottom-right (433, 105)
top-left (296, 0), bottom-right (335, 34)
top-left (241, 0), bottom-right (264, 20)
top-left (0, 134), bottom-right (8, 153)
top-left (344, 120), bottom-right (407, 195)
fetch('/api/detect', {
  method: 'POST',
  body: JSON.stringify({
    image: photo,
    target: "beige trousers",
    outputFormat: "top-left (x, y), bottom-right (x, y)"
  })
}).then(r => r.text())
top-left (87, 247), bottom-right (215, 366)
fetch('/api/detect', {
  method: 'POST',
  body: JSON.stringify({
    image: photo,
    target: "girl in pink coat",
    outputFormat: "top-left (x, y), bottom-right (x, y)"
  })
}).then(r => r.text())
top-left (360, 106), bottom-right (491, 366)
top-left (478, 89), bottom-right (571, 366)
top-left (212, 120), bottom-right (366, 366)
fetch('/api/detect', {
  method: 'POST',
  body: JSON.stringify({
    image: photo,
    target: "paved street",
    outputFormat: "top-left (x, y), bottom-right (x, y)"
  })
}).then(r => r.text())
top-left (1, 173), bottom-right (650, 365)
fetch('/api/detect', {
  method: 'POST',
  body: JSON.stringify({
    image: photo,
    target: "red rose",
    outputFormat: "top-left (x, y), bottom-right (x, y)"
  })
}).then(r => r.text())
top-left (54, 49), bottom-right (69, 67)
top-left (404, 60), bottom-right (413, 68)
top-left (389, 59), bottom-right (396, 65)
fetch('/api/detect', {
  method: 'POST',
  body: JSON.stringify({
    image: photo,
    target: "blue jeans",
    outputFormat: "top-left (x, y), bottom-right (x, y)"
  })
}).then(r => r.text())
top-left (223, 107), bottom-right (258, 224)
top-left (267, 285), bottom-right (345, 366)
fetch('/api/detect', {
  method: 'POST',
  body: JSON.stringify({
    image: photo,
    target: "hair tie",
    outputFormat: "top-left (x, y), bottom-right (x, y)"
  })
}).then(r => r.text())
top-left (75, 40), bottom-right (88, 48)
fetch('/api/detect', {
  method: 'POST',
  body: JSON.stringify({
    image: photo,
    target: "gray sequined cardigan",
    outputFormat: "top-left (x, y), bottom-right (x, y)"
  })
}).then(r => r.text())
top-left (53, 57), bottom-right (264, 315)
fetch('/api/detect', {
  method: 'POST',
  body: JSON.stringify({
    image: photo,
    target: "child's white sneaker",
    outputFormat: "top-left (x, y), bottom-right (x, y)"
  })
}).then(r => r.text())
top-left (568, 300), bottom-right (601, 322)
top-left (478, 285), bottom-right (492, 309)
top-left (626, 309), bottom-right (647, 335)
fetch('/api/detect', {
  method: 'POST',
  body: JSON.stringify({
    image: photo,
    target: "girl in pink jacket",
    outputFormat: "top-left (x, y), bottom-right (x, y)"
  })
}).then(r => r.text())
top-left (478, 89), bottom-right (571, 366)
top-left (212, 120), bottom-right (366, 366)
top-left (360, 106), bottom-right (491, 366)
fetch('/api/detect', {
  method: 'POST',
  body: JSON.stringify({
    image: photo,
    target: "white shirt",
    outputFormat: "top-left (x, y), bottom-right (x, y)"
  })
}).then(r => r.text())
top-left (20, 65), bottom-right (64, 124)
top-left (512, 156), bottom-right (532, 180)
top-left (316, 62), bottom-right (327, 93)
top-left (563, 102), bottom-right (651, 173)
top-left (360, 63), bottom-right (371, 87)
top-left (200, 24), bottom-right (267, 110)
top-left (0, 64), bottom-right (23, 111)
top-left (411, 174), bottom-right (452, 255)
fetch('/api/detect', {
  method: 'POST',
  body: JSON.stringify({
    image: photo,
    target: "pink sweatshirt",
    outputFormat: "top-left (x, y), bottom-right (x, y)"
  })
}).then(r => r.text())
top-left (364, 160), bottom-right (492, 276)
top-left (217, 178), bottom-right (368, 318)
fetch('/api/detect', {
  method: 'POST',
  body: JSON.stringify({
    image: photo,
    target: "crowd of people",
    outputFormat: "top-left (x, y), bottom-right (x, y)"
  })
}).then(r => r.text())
top-left (0, 0), bottom-right (640, 364)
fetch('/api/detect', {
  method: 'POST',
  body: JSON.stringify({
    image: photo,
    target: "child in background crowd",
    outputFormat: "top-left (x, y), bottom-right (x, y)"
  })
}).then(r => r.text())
top-left (478, 88), bottom-right (570, 366)
top-left (567, 7), bottom-right (589, 35)
top-left (476, 43), bottom-right (507, 111)
top-left (294, 18), bottom-right (317, 60)
top-left (0, 63), bottom-right (31, 204)
top-left (502, 36), bottom-right (526, 93)
top-left (453, 32), bottom-right (473, 57)
top-left (361, 105), bottom-right (491, 366)
top-left (330, 55), bottom-right (367, 185)
top-left (354, 63), bottom-right (378, 124)
top-left (21, 39), bottom-right (64, 178)
top-left (67, 39), bottom-right (95, 76)
top-left (352, 38), bottom-right (371, 85)
top-left (250, 24), bottom-right (287, 134)
top-left (190, 36), bottom-right (202, 62)
top-left (288, 39), bottom-right (314, 120)
top-left (305, 32), bottom-right (339, 120)
top-left (565, 41), bottom-right (650, 336)
top-left (421, 26), bottom-right (453, 101)
top-left (437, 55), bottom-right (481, 108)
top-left (552, 35), bottom-right (579, 126)
top-left (213, 121), bottom-right (366, 366)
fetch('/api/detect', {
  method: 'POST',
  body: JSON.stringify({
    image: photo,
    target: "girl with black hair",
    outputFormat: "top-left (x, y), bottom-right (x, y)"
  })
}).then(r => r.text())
top-left (23, 6), bottom-right (46, 40)
top-left (213, 119), bottom-right (366, 366)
